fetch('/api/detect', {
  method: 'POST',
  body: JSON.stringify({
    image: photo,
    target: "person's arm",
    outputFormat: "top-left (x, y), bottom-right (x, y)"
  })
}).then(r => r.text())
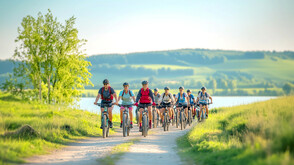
top-left (149, 89), bottom-right (155, 103)
top-left (171, 93), bottom-right (175, 104)
top-left (131, 91), bottom-right (136, 103)
top-left (209, 96), bottom-right (213, 104)
top-left (94, 93), bottom-right (101, 104)
top-left (193, 95), bottom-right (196, 104)
top-left (158, 94), bottom-right (163, 105)
top-left (135, 89), bottom-right (141, 103)
top-left (186, 95), bottom-right (190, 106)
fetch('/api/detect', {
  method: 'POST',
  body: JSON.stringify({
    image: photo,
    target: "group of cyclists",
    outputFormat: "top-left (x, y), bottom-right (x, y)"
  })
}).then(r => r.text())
top-left (94, 79), bottom-right (213, 133)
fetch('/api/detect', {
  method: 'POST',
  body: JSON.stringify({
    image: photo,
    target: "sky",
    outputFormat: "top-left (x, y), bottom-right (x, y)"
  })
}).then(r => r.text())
top-left (0, 0), bottom-right (294, 60)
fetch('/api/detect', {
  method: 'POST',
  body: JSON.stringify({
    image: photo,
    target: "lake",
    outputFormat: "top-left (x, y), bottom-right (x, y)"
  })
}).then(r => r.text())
top-left (74, 96), bottom-right (277, 114)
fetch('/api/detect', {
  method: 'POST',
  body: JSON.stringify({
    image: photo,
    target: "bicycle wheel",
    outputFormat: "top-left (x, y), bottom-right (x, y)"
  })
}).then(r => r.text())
top-left (163, 113), bottom-right (167, 131)
top-left (102, 115), bottom-right (107, 138)
top-left (143, 114), bottom-right (148, 137)
top-left (188, 110), bottom-right (192, 126)
top-left (123, 113), bottom-right (127, 137)
top-left (127, 115), bottom-right (130, 136)
top-left (181, 111), bottom-right (184, 130)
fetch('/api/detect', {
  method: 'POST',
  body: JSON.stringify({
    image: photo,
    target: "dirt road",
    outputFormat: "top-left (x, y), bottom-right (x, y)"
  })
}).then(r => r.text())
top-left (25, 123), bottom-right (193, 165)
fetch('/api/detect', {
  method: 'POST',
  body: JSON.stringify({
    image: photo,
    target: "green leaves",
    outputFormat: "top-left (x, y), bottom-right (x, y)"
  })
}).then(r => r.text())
top-left (9, 9), bottom-right (93, 104)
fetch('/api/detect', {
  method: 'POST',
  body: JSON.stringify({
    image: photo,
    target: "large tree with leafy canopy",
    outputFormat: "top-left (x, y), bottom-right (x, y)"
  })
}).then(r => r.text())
top-left (7, 9), bottom-right (92, 104)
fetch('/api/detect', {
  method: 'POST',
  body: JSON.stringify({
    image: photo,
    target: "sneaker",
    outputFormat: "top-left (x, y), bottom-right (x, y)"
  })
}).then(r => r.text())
top-left (100, 125), bottom-right (103, 129)
top-left (120, 123), bottom-right (122, 128)
top-left (130, 123), bottom-right (133, 128)
top-left (139, 126), bottom-right (142, 132)
top-left (206, 115), bottom-right (208, 119)
top-left (109, 122), bottom-right (113, 128)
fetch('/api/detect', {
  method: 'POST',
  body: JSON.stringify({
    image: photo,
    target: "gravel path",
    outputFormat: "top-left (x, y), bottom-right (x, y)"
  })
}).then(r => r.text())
top-left (25, 122), bottom-right (194, 165)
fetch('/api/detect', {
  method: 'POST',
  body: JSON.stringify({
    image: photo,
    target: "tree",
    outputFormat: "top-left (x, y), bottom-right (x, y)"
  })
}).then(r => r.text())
top-left (10, 9), bottom-right (92, 104)
top-left (208, 79), bottom-right (217, 93)
top-left (228, 80), bottom-right (237, 92)
top-left (282, 83), bottom-right (293, 95)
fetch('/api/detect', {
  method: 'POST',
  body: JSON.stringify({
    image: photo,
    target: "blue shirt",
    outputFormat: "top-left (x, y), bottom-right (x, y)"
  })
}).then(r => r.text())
top-left (176, 93), bottom-right (188, 104)
top-left (119, 90), bottom-right (135, 105)
top-left (188, 94), bottom-right (195, 104)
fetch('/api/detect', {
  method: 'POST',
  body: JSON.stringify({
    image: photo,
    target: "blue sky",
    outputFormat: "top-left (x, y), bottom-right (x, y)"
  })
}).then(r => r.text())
top-left (0, 0), bottom-right (294, 59)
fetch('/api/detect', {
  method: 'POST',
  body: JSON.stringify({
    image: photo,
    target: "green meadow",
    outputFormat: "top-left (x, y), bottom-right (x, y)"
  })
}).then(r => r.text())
top-left (0, 92), bottom-right (119, 164)
top-left (177, 96), bottom-right (294, 165)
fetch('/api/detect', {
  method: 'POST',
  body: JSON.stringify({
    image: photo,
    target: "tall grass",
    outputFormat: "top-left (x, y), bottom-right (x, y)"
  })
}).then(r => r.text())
top-left (177, 96), bottom-right (294, 165)
top-left (0, 92), bottom-right (119, 164)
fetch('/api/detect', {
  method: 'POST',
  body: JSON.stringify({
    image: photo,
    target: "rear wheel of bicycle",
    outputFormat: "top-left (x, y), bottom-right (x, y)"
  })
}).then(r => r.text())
top-left (181, 111), bottom-right (184, 130)
top-left (143, 114), bottom-right (148, 137)
top-left (102, 115), bottom-right (107, 138)
top-left (188, 110), bottom-right (192, 126)
top-left (123, 113), bottom-right (127, 137)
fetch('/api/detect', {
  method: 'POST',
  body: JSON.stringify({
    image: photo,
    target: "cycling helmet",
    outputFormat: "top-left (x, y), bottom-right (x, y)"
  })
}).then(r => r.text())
top-left (179, 86), bottom-right (184, 90)
top-left (103, 79), bottom-right (109, 84)
top-left (201, 86), bottom-right (206, 90)
top-left (164, 86), bottom-right (170, 90)
top-left (173, 94), bottom-right (176, 97)
top-left (154, 88), bottom-right (158, 92)
top-left (187, 89), bottom-right (191, 93)
top-left (142, 80), bottom-right (148, 85)
top-left (123, 82), bottom-right (129, 86)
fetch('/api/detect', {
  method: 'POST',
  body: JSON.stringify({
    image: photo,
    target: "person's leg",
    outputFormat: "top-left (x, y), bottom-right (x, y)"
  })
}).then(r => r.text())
top-left (120, 107), bottom-right (124, 123)
top-left (139, 108), bottom-right (143, 124)
top-left (100, 107), bottom-right (105, 128)
top-left (168, 107), bottom-right (172, 120)
top-left (205, 104), bottom-right (209, 116)
top-left (108, 106), bottom-right (113, 122)
top-left (160, 108), bottom-right (164, 122)
top-left (185, 107), bottom-right (188, 118)
top-left (129, 107), bottom-right (133, 123)
top-left (148, 105), bottom-right (152, 128)
top-left (200, 104), bottom-right (203, 117)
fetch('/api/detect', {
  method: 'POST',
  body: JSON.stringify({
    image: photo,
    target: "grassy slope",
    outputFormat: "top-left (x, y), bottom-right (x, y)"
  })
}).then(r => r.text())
top-left (0, 92), bottom-right (119, 164)
top-left (116, 57), bottom-right (294, 82)
top-left (177, 96), bottom-right (294, 165)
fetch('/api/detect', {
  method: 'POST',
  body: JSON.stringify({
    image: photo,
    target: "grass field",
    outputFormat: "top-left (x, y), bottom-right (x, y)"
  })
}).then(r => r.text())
top-left (0, 92), bottom-right (119, 164)
top-left (177, 96), bottom-right (294, 165)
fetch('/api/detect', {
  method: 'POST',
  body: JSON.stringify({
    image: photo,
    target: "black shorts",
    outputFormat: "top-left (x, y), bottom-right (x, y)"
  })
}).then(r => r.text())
top-left (101, 100), bottom-right (113, 108)
top-left (161, 102), bottom-right (172, 108)
top-left (139, 103), bottom-right (152, 109)
top-left (177, 103), bottom-right (188, 109)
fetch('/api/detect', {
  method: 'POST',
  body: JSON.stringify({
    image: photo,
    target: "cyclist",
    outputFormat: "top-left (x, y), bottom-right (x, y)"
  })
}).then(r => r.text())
top-left (153, 88), bottom-right (161, 120)
top-left (158, 86), bottom-right (175, 124)
top-left (94, 79), bottom-right (118, 129)
top-left (196, 87), bottom-right (213, 119)
top-left (187, 89), bottom-right (196, 119)
top-left (175, 86), bottom-right (190, 119)
top-left (118, 82), bottom-right (136, 128)
top-left (134, 81), bottom-right (156, 131)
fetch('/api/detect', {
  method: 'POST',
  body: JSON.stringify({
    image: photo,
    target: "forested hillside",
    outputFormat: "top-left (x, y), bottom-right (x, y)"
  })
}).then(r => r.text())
top-left (1, 49), bottom-right (294, 96)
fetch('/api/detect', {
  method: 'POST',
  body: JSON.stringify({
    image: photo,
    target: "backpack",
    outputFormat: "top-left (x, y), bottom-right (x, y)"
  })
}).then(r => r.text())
top-left (163, 93), bottom-right (172, 99)
top-left (176, 92), bottom-right (186, 103)
top-left (122, 90), bottom-right (132, 97)
top-left (101, 87), bottom-right (113, 100)
top-left (140, 88), bottom-right (150, 96)
top-left (200, 92), bottom-right (208, 98)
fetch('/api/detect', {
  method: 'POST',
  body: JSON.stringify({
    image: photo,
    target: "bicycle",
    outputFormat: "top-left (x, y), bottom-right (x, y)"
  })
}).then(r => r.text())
top-left (97, 103), bottom-right (112, 138)
top-left (152, 104), bottom-right (159, 128)
top-left (187, 105), bottom-right (193, 126)
top-left (161, 103), bottom-right (171, 131)
top-left (197, 100), bottom-right (211, 122)
top-left (177, 103), bottom-right (187, 130)
top-left (138, 104), bottom-right (150, 137)
top-left (118, 104), bottom-right (133, 137)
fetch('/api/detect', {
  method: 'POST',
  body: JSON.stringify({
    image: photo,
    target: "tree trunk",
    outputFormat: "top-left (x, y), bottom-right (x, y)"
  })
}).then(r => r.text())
top-left (39, 78), bottom-right (42, 102)
top-left (47, 75), bottom-right (51, 104)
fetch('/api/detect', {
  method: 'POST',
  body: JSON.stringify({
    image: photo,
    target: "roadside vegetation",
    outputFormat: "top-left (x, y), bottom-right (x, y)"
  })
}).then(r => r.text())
top-left (0, 92), bottom-right (119, 164)
top-left (177, 96), bottom-right (294, 165)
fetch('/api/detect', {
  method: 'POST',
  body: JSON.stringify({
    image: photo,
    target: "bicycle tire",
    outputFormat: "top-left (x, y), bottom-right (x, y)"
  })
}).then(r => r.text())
top-left (181, 111), bottom-right (184, 130)
top-left (143, 114), bottom-right (148, 137)
top-left (123, 113), bottom-right (127, 137)
top-left (102, 115), bottom-right (107, 138)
